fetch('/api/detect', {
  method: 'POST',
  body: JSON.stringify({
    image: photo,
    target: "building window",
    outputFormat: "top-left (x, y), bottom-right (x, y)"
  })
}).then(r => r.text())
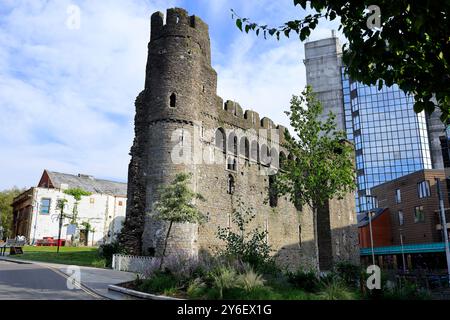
top-left (118, 201), bottom-right (123, 206)
top-left (215, 128), bottom-right (226, 153)
top-left (240, 137), bottom-right (250, 161)
top-left (395, 189), bottom-right (401, 204)
top-left (250, 140), bottom-right (259, 162)
top-left (227, 157), bottom-right (237, 171)
top-left (269, 175), bottom-right (278, 207)
top-left (398, 210), bottom-right (404, 226)
top-left (40, 198), bottom-right (51, 215)
top-left (418, 180), bottom-right (431, 198)
top-left (228, 133), bottom-right (238, 155)
top-left (227, 174), bottom-right (235, 194)
top-left (414, 206), bottom-right (425, 223)
top-left (169, 93), bottom-right (176, 108)
top-left (298, 225), bottom-right (302, 248)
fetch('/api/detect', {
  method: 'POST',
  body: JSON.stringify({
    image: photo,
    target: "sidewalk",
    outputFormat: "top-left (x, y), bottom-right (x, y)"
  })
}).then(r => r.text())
top-left (0, 255), bottom-right (139, 300)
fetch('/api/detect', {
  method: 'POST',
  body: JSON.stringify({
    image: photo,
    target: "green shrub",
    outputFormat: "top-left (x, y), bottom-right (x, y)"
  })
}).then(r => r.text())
top-left (287, 269), bottom-right (320, 293)
top-left (334, 262), bottom-right (361, 288)
top-left (217, 198), bottom-right (275, 273)
top-left (237, 267), bottom-right (265, 292)
top-left (318, 277), bottom-right (355, 300)
top-left (139, 271), bottom-right (179, 294)
top-left (382, 279), bottom-right (431, 300)
top-left (187, 278), bottom-right (207, 299)
top-left (98, 241), bottom-right (124, 267)
top-left (210, 266), bottom-right (239, 299)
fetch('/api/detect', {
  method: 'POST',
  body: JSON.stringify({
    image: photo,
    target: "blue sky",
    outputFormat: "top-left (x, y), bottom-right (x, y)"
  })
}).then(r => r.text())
top-left (0, 0), bottom-right (341, 190)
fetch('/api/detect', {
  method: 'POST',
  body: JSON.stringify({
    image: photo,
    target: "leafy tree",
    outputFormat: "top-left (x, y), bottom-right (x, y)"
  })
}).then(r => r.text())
top-left (233, 1), bottom-right (450, 121)
top-left (63, 188), bottom-right (92, 225)
top-left (153, 172), bottom-right (205, 268)
top-left (0, 187), bottom-right (25, 239)
top-left (217, 198), bottom-right (274, 272)
top-left (273, 86), bottom-right (355, 270)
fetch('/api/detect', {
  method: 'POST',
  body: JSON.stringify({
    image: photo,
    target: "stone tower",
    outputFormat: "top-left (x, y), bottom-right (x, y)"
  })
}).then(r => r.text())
top-left (120, 8), bottom-right (217, 256)
top-left (121, 8), bottom-right (359, 270)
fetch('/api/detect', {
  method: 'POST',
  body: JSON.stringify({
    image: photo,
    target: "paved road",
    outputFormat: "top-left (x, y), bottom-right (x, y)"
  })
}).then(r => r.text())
top-left (0, 260), bottom-right (99, 300)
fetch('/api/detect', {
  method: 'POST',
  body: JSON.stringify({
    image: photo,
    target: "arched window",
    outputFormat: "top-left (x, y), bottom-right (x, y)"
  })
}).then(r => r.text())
top-left (240, 137), bottom-right (250, 160)
top-left (269, 175), bottom-right (278, 207)
top-left (250, 140), bottom-right (259, 162)
top-left (215, 128), bottom-right (226, 153)
top-left (227, 174), bottom-right (235, 194)
top-left (169, 93), bottom-right (176, 108)
top-left (260, 144), bottom-right (269, 166)
top-left (270, 147), bottom-right (278, 167)
top-left (228, 133), bottom-right (238, 155)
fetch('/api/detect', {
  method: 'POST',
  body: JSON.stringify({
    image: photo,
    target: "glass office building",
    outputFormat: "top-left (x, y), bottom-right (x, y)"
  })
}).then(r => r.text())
top-left (342, 70), bottom-right (433, 212)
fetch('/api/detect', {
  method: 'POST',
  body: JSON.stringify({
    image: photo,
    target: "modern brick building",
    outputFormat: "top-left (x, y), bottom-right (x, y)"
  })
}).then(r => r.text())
top-left (359, 169), bottom-right (450, 270)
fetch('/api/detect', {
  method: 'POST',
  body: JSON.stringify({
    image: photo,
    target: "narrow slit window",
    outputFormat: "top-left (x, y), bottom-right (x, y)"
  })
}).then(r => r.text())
top-left (170, 93), bottom-right (176, 108)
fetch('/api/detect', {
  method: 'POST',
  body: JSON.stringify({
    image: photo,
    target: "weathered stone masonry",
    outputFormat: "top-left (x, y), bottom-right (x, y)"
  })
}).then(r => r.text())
top-left (120, 7), bottom-right (359, 270)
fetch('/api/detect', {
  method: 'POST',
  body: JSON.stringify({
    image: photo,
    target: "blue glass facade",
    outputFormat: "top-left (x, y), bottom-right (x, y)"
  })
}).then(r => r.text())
top-left (342, 70), bottom-right (432, 213)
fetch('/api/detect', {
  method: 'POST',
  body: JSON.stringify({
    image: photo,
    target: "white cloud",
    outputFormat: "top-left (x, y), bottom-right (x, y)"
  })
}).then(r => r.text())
top-left (0, 0), bottom-right (341, 190)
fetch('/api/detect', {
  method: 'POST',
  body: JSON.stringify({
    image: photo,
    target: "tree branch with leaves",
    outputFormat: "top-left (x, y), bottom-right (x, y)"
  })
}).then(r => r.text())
top-left (153, 172), bottom-right (206, 269)
top-left (274, 86), bottom-right (356, 270)
top-left (233, 1), bottom-right (450, 121)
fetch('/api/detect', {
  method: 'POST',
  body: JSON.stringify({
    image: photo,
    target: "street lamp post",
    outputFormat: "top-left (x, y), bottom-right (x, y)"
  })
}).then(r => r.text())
top-left (435, 178), bottom-right (450, 286)
top-left (366, 195), bottom-right (376, 266)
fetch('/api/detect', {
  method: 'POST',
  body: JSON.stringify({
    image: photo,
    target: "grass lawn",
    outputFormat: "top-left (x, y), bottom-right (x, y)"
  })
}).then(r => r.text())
top-left (12, 246), bottom-right (106, 268)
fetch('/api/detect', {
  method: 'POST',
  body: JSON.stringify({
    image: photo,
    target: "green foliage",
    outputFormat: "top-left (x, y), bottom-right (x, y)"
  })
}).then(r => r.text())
top-left (139, 271), bottom-right (180, 294)
top-left (98, 241), bottom-right (125, 267)
top-left (153, 172), bottom-right (205, 224)
top-left (210, 266), bottom-right (238, 299)
top-left (63, 188), bottom-right (92, 225)
top-left (216, 198), bottom-right (275, 272)
top-left (0, 187), bottom-right (25, 239)
top-left (237, 267), bottom-right (265, 292)
top-left (63, 188), bottom-right (92, 201)
top-left (334, 262), bottom-right (361, 288)
top-left (153, 172), bottom-right (205, 268)
top-left (378, 281), bottom-right (431, 300)
top-left (233, 3), bottom-right (450, 121)
top-left (318, 277), bottom-right (355, 300)
top-left (286, 269), bottom-right (321, 293)
top-left (274, 87), bottom-right (356, 210)
top-left (187, 278), bottom-right (207, 299)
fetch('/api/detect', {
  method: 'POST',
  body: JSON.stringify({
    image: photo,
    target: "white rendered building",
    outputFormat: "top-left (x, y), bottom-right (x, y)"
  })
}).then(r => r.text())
top-left (11, 170), bottom-right (127, 246)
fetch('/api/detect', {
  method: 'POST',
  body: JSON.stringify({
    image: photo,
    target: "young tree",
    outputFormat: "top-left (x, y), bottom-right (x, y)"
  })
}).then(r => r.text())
top-left (153, 172), bottom-right (205, 268)
top-left (233, 1), bottom-right (450, 121)
top-left (63, 188), bottom-right (92, 224)
top-left (56, 198), bottom-right (68, 253)
top-left (274, 86), bottom-right (356, 270)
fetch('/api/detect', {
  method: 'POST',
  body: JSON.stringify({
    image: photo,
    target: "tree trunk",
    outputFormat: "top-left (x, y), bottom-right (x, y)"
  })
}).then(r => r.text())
top-left (159, 221), bottom-right (173, 269)
top-left (312, 205), bottom-right (320, 274)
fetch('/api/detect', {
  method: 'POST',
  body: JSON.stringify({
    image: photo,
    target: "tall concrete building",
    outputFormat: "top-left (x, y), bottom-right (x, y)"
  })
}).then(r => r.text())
top-left (304, 33), bottom-right (447, 213)
top-left (120, 8), bottom-right (360, 270)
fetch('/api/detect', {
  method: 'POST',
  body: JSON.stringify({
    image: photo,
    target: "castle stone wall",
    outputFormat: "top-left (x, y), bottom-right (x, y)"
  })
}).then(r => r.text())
top-left (121, 7), bottom-right (358, 270)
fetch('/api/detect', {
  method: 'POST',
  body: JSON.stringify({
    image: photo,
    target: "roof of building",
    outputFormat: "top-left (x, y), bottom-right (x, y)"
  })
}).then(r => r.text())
top-left (40, 170), bottom-right (127, 197)
top-left (357, 207), bottom-right (389, 228)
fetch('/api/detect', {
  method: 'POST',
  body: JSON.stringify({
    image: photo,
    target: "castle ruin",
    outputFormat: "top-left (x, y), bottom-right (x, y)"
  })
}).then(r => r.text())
top-left (120, 8), bottom-right (359, 270)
